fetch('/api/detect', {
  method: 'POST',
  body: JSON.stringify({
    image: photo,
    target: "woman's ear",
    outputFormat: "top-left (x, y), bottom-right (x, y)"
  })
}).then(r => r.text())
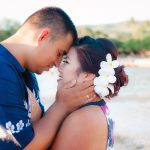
top-left (77, 72), bottom-right (95, 83)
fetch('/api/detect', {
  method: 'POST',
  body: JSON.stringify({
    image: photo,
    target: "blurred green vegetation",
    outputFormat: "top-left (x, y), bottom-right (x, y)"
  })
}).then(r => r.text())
top-left (0, 18), bottom-right (150, 55)
top-left (0, 19), bottom-right (21, 41)
top-left (77, 18), bottom-right (150, 55)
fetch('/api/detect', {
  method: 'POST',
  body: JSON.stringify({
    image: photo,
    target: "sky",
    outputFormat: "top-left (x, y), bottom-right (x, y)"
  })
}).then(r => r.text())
top-left (0, 0), bottom-right (150, 25)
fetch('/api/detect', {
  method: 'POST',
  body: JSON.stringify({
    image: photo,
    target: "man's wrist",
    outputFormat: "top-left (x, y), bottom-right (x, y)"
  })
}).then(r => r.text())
top-left (52, 101), bottom-right (70, 116)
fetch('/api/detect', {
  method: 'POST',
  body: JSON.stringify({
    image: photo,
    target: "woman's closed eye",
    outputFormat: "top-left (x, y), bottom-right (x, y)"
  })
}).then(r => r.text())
top-left (62, 55), bottom-right (70, 64)
top-left (62, 59), bottom-right (69, 64)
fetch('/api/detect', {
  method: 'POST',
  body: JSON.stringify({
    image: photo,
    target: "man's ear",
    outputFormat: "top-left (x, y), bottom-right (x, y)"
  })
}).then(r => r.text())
top-left (37, 28), bottom-right (51, 45)
top-left (77, 72), bottom-right (95, 83)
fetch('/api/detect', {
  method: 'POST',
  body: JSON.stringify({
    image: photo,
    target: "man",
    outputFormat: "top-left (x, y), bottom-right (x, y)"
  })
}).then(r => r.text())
top-left (0, 7), bottom-right (95, 150)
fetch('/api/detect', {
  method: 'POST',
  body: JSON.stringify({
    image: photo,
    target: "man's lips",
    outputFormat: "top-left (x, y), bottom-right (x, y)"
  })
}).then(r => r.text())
top-left (45, 64), bottom-right (53, 71)
top-left (45, 67), bottom-right (50, 71)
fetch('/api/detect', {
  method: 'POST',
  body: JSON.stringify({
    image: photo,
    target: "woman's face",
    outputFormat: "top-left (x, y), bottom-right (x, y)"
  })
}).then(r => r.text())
top-left (58, 48), bottom-right (81, 86)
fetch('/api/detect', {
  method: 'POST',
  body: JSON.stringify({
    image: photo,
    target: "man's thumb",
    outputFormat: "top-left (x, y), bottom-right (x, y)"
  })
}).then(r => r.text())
top-left (64, 80), bottom-right (77, 89)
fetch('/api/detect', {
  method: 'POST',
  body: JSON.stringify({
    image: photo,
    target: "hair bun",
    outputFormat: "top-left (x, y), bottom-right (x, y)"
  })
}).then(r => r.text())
top-left (110, 65), bottom-right (128, 97)
top-left (116, 66), bottom-right (128, 87)
top-left (78, 36), bottom-right (96, 45)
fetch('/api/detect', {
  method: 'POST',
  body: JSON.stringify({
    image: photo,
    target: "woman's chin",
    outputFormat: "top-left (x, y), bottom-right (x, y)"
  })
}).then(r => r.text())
top-left (57, 79), bottom-right (64, 89)
top-left (57, 78), bottom-right (63, 83)
top-left (57, 78), bottom-right (64, 88)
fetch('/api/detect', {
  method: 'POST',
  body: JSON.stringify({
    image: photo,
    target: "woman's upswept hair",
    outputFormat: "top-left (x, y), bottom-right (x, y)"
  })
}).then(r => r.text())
top-left (74, 36), bottom-right (128, 98)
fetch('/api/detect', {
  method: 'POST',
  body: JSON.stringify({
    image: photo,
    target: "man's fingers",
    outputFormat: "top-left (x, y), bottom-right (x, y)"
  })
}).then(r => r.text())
top-left (75, 80), bottom-right (94, 91)
top-left (88, 92), bottom-right (99, 101)
top-left (77, 73), bottom-right (95, 83)
top-left (79, 86), bottom-right (94, 97)
top-left (82, 91), bottom-right (100, 104)
top-left (63, 74), bottom-right (95, 90)
top-left (85, 85), bottom-right (94, 94)
top-left (84, 74), bottom-right (95, 81)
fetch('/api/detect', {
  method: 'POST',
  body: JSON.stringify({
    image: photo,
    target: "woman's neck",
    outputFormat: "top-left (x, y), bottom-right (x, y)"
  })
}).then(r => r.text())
top-left (91, 95), bottom-right (102, 102)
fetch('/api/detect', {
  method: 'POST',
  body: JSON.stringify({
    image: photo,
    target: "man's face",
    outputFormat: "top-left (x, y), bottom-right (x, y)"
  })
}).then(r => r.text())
top-left (28, 33), bottom-right (73, 74)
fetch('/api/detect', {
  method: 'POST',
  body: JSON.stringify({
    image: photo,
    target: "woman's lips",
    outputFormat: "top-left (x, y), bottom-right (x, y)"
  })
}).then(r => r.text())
top-left (57, 74), bottom-right (63, 81)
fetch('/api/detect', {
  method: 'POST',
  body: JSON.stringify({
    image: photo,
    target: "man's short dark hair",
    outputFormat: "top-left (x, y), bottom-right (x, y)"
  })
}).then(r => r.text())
top-left (23, 7), bottom-right (77, 44)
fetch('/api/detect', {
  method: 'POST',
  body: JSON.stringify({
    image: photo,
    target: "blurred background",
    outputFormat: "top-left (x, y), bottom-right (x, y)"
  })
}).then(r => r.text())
top-left (0, 0), bottom-right (150, 149)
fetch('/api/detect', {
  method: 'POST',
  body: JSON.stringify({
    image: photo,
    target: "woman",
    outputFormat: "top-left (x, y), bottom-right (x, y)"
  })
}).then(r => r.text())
top-left (51, 36), bottom-right (128, 150)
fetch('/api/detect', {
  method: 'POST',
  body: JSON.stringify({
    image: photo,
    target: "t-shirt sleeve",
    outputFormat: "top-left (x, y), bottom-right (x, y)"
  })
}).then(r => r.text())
top-left (0, 76), bottom-right (34, 149)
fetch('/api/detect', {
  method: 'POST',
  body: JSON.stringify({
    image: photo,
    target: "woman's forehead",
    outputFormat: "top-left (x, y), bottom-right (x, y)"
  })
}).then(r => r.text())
top-left (68, 48), bottom-right (80, 65)
top-left (67, 47), bottom-right (76, 56)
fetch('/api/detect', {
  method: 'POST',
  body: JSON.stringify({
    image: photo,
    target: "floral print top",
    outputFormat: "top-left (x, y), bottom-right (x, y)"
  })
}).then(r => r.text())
top-left (0, 44), bottom-right (34, 149)
top-left (5, 100), bottom-right (31, 134)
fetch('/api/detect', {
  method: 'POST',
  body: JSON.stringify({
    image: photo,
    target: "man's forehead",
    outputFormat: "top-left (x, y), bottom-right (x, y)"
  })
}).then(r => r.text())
top-left (63, 33), bottom-right (74, 50)
top-left (57, 33), bottom-right (73, 53)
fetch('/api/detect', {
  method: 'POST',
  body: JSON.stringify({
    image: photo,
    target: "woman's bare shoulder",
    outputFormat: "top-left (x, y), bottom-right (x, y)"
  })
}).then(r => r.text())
top-left (66, 105), bottom-right (107, 125)
top-left (51, 105), bottom-right (108, 150)
top-left (63, 105), bottom-right (108, 142)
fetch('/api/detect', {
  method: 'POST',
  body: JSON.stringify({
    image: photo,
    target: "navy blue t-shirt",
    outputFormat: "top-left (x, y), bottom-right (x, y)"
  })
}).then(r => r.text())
top-left (0, 44), bottom-right (34, 149)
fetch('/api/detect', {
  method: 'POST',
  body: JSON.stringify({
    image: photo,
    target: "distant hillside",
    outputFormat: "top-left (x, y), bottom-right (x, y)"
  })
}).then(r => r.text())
top-left (0, 18), bottom-right (150, 54)
top-left (77, 19), bottom-right (150, 41)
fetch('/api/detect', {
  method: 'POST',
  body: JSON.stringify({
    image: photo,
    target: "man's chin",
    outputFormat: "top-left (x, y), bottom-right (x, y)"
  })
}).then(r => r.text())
top-left (35, 70), bottom-right (43, 75)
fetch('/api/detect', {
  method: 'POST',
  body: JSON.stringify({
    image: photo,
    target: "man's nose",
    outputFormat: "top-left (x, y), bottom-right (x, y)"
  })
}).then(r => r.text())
top-left (55, 61), bottom-right (59, 68)
top-left (55, 56), bottom-right (63, 67)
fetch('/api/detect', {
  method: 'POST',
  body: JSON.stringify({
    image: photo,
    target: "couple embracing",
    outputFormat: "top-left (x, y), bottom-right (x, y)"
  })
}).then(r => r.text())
top-left (0, 7), bottom-right (128, 150)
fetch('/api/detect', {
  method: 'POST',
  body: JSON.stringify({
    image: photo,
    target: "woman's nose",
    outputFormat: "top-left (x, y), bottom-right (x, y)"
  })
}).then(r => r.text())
top-left (58, 64), bottom-right (63, 73)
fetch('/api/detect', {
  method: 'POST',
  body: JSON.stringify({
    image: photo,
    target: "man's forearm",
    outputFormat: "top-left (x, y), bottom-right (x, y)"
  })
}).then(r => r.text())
top-left (24, 102), bottom-right (69, 150)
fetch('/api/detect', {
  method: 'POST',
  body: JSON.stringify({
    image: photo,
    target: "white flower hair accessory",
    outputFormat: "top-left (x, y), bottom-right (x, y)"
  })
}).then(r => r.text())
top-left (94, 53), bottom-right (119, 99)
